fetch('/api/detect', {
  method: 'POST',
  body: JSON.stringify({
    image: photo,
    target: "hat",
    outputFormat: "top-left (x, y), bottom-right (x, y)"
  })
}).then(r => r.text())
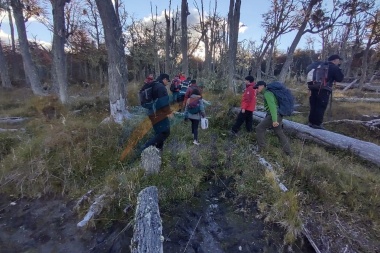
top-left (245, 75), bottom-right (254, 83)
top-left (328, 54), bottom-right (342, 61)
top-left (253, 81), bottom-right (267, 89)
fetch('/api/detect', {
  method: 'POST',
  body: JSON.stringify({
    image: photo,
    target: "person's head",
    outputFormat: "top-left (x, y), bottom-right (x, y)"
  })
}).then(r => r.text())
top-left (191, 88), bottom-right (201, 96)
top-left (156, 73), bottom-right (170, 86)
top-left (328, 54), bottom-right (342, 65)
top-left (147, 73), bottom-right (154, 80)
top-left (190, 79), bottom-right (197, 86)
top-left (245, 75), bottom-right (255, 84)
top-left (253, 81), bottom-right (267, 92)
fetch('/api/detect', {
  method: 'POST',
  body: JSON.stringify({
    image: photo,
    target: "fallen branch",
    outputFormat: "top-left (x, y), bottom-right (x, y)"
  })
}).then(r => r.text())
top-left (77, 194), bottom-right (106, 228)
top-left (131, 186), bottom-right (163, 253)
top-left (0, 117), bottom-right (28, 125)
top-left (73, 190), bottom-right (93, 211)
top-left (342, 79), bottom-right (358, 92)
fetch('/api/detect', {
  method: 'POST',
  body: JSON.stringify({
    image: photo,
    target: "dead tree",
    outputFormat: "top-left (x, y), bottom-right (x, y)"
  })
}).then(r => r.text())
top-left (181, 0), bottom-right (190, 76)
top-left (131, 186), bottom-right (163, 253)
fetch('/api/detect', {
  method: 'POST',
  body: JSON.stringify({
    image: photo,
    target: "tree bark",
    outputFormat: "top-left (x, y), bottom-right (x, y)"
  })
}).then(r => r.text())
top-left (7, 1), bottom-right (16, 54)
top-left (10, 0), bottom-right (43, 95)
top-left (51, 0), bottom-right (69, 104)
top-left (164, 8), bottom-right (171, 74)
top-left (227, 0), bottom-right (241, 92)
top-left (131, 186), bottom-right (163, 253)
top-left (181, 0), bottom-right (189, 76)
top-left (0, 40), bottom-right (12, 88)
top-left (95, 0), bottom-right (129, 123)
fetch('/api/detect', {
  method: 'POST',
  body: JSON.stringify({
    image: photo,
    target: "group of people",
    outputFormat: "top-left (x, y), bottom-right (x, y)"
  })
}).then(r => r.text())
top-left (141, 53), bottom-right (344, 157)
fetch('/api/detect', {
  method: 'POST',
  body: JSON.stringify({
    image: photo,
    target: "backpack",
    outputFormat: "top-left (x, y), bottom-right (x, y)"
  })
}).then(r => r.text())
top-left (139, 82), bottom-right (158, 109)
top-left (187, 97), bottom-right (201, 114)
top-left (306, 61), bottom-right (329, 90)
top-left (170, 79), bottom-right (180, 92)
top-left (266, 82), bottom-right (295, 116)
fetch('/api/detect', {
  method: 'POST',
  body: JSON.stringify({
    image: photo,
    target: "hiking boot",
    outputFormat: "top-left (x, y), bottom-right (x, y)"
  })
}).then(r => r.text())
top-left (309, 124), bottom-right (325, 130)
top-left (193, 140), bottom-right (200, 145)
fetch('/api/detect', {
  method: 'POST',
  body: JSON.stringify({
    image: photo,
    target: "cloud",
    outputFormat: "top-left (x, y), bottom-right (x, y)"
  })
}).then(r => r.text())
top-left (0, 30), bottom-right (12, 44)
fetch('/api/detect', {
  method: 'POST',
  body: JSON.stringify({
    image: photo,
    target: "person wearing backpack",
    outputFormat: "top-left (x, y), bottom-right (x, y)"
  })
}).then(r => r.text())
top-left (141, 73), bottom-right (172, 151)
top-left (170, 76), bottom-right (181, 104)
top-left (231, 75), bottom-right (257, 135)
top-left (254, 81), bottom-right (293, 156)
top-left (307, 54), bottom-right (344, 129)
top-left (184, 88), bottom-right (206, 145)
top-left (183, 79), bottom-right (202, 109)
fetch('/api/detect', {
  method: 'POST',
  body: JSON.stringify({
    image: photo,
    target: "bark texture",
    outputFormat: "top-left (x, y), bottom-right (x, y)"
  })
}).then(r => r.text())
top-left (131, 186), bottom-right (163, 253)
top-left (0, 41), bottom-right (12, 88)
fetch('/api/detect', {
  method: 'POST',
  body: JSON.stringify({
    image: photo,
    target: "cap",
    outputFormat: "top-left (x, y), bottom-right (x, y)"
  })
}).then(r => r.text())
top-left (253, 81), bottom-right (267, 89)
top-left (328, 54), bottom-right (343, 61)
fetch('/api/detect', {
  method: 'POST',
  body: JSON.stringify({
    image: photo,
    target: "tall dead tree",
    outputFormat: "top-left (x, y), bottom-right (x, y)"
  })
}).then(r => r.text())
top-left (5, 0), bottom-right (16, 53)
top-left (164, 2), bottom-right (171, 74)
top-left (10, 0), bottom-right (43, 95)
top-left (278, 0), bottom-right (347, 83)
top-left (181, 0), bottom-right (189, 76)
top-left (227, 0), bottom-right (241, 91)
top-left (0, 40), bottom-right (12, 88)
top-left (50, 0), bottom-right (70, 104)
top-left (95, 0), bottom-right (129, 123)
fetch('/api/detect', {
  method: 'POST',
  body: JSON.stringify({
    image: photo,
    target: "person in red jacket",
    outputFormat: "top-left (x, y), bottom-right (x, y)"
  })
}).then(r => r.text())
top-left (231, 75), bottom-right (257, 135)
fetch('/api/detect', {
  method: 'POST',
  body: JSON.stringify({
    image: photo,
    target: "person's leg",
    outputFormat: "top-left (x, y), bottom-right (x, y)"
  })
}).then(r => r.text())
top-left (314, 90), bottom-right (330, 126)
top-left (245, 110), bottom-right (253, 132)
top-left (232, 111), bottom-right (245, 133)
top-left (192, 119), bottom-right (200, 142)
top-left (273, 115), bottom-right (292, 155)
top-left (255, 114), bottom-right (273, 149)
top-left (144, 117), bottom-right (170, 150)
top-left (308, 90), bottom-right (318, 125)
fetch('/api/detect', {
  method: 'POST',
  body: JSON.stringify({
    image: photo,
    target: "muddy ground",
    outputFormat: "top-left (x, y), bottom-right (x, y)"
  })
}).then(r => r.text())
top-left (0, 180), bottom-right (315, 253)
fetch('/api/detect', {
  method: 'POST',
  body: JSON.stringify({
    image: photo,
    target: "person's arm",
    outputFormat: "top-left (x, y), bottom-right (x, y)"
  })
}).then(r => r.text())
top-left (264, 91), bottom-right (278, 122)
top-left (333, 65), bottom-right (344, 82)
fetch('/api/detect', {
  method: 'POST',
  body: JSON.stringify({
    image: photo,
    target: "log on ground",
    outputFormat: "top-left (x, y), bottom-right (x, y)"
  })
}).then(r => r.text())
top-left (131, 186), bottom-right (163, 253)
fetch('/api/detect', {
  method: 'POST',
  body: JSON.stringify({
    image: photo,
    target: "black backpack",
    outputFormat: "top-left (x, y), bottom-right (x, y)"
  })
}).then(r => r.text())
top-left (306, 61), bottom-right (329, 90)
top-left (139, 82), bottom-right (158, 109)
top-left (266, 82), bottom-right (295, 117)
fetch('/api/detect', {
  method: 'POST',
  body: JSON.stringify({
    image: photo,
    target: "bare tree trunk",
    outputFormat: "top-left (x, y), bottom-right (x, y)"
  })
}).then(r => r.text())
top-left (7, 1), bottom-right (16, 54)
top-left (95, 0), bottom-right (129, 123)
top-left (0, 40), bottom-right (12, 88)
top-left (227, 0), bottom-right (241, 91)
top-left (10, 0), bottom-right (43, 95)
top-left (278, 0), bottom-right (320, 83)
top-left (181, 0), bottom-right (189, 76)
top-left (51, 0), bottom-right (69, 104)
top-left (164, 6), bottom-right (171, 74)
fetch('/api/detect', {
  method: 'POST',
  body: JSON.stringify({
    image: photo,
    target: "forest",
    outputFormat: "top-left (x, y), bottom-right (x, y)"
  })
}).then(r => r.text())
top-left (0, 0), bottom-right (380, 252)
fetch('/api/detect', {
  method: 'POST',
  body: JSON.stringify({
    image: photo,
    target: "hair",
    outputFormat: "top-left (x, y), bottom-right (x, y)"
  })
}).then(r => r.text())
top-left (156, 73), bottom-right (170, 83)
top-left (190, 79), bottom-right (196, 84)
top-left (245, 75), bottom-right (254, 83)
top-left (191, 88), bottom-right (201, 96)
top-left (256, 81), bottom-right (267, 87)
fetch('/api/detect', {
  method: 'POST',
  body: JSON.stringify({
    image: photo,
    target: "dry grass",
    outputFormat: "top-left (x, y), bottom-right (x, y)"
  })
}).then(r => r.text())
top-left (0, 83), bottom-right (379, 248)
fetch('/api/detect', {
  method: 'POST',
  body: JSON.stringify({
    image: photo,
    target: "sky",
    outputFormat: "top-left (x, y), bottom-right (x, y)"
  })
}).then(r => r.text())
top-left (0, 0), bottom-right (317, 52)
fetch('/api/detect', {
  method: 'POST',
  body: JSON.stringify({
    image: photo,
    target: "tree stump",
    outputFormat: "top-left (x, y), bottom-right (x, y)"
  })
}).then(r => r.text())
top-left (131, 186), bottom-right (163, 253)
top-left (141, 146), bottom-right (161, 175)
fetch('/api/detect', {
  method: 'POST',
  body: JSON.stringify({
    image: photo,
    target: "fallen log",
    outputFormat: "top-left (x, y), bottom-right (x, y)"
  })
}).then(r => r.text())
top-left (131, 186), bottom-right (163, 253)
top-left (241, 109), bottom-right (380, 167)
top-left (342, 79), bottom-right (358, 92)
top-left (0, 117), bottom-right (28, 125)
top-left (334, 97), bottom-right (380, 103)
top-left (362, 83), bottom-right (380, 92)
top-left (77, 194), bottom-right (106, 228)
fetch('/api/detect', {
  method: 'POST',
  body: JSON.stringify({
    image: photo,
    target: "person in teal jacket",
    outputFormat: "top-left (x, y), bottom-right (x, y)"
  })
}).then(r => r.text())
top-left (254, 81), bottom-right (292, 156)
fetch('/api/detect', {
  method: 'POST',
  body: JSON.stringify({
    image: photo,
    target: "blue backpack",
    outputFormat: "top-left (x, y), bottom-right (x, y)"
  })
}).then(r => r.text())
top-left (266, 82), bottom-right (295, 116)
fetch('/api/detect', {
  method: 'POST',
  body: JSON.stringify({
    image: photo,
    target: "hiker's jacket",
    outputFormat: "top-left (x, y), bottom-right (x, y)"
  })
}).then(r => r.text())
top-left (148, 81), bottom-right (171, 125)
top-left (241, 82), bottom-right (257, 112)
top-left (325, 62), bottom-right (344, 91)
top-left (261, 88), bottom-right (279, 122)
top-left (184, 94), bottom-right (205, 120)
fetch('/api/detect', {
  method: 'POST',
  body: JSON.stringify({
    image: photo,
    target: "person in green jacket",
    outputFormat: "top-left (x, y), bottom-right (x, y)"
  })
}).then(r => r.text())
top-left (254, 81), bottom-right (292, 156)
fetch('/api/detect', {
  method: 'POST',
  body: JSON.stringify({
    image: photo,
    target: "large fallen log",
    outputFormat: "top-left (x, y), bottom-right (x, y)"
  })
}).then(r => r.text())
top-left (249, 110), bottom-right (380, 167)
top-left (131, 186), bottom-right (163, 253)
top-left (334, 97), bottom-right (380, 103)
top-left (362, 83), bottom-right (380, 92)
top-left (0, 117), bottom-right (28, 125)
